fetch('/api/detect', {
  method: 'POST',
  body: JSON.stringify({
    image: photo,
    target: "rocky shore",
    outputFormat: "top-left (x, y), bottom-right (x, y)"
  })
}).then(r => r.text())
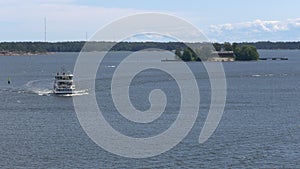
top-left (0, 51), bottom-right (54, 56)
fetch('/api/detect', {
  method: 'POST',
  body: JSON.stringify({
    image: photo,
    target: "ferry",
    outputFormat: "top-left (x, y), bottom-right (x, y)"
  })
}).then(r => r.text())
top-left (53, 70), bottom-right (75, 95)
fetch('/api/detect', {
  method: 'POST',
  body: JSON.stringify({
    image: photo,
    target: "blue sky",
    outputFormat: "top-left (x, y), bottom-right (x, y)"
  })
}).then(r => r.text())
top-left (1, 0), bottom-right (300, 42)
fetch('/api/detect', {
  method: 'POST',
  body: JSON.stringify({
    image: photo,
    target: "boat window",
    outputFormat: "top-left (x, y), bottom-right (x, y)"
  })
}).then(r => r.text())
top-left (55, 75), bottom-right (73, 80)
top-left (61, 76), bottom-right (71, 80)
top-left (58, 82), bottom-right (73, 85)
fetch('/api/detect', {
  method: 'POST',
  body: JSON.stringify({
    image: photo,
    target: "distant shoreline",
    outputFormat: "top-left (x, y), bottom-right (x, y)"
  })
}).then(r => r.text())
top-left (0, 51), bottom-right (54, 56)
top-left (1, 41), bottom-right (300, 54)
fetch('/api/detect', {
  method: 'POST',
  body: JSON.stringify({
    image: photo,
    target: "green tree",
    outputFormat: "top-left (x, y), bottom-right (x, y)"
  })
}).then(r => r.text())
top-left (234, 45), bottom-right (259, 61)
top-left (181, 48), bottom-right (192, 61)
top-left (232, 42), bottom-right (238, 51)
top-left (213, 43), bottom-right (222, 51)
top-left (188, 47), bottom-right (198, 61)
top-left (175, 48), bottom-right (182, 59)
top-left (223, 42), bottom-right (233, 51)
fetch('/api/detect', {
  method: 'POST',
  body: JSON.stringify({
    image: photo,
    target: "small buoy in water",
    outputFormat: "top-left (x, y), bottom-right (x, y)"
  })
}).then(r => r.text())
top-left (8, 77), bottom-right (11, 84)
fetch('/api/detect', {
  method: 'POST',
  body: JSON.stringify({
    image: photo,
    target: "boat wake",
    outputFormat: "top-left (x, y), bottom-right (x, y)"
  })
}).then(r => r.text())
top-left (24, 79), bottom-right (53, 96)
top-left (251, 73), bottom-right (288, 78)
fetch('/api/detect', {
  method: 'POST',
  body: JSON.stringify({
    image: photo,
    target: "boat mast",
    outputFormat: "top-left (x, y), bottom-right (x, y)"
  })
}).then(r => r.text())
top-left (44, 17), bottom-right (47, 42)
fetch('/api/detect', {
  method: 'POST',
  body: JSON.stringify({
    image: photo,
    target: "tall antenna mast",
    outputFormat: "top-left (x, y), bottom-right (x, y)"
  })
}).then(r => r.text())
top-left (86, 32), bottom-right (88, 41)
top-left (44, 17), bottom-right (47, 42)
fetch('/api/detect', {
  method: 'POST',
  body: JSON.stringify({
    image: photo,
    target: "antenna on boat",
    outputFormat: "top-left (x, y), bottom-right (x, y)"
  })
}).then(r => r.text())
top-left (61, 65), bottom-right (66, 73)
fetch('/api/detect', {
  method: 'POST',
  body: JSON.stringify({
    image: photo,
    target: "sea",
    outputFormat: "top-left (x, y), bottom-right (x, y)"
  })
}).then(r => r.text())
top-left (0, 50), bottom-right (299, 168)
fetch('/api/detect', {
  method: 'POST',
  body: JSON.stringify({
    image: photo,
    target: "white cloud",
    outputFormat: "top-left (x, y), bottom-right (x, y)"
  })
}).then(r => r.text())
top-left (207, 18), bottom-right (300, 42)
top-left (287, 18), bottom-right (300, 27)
top-left (211, 19), bottom-right (292, 33)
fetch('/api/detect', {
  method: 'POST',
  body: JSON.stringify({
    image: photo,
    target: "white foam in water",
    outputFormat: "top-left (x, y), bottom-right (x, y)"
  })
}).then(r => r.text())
top-left (252, 73), bottom-right (289, 78)
top-left (54, 89), bottom-right (89, 97)
top-left (37, 90), bottom-right (53, 96)
top-left (25, 79), bottom-right (53, 96)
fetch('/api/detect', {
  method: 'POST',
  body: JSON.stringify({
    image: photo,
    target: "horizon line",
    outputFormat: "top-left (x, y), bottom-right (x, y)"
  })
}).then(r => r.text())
top-left (1, 40), bottom-right (300, 43)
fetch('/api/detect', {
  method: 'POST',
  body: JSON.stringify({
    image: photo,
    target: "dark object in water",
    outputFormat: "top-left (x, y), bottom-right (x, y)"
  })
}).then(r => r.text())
top-left (8, 77), bottom-right (11, 84)
top-left (259, 58), bottom-right (267, 60)
top-left (259, 57), bottom-right (288, 60)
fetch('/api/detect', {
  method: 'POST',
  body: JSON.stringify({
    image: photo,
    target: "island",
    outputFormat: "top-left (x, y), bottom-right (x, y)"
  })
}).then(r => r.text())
top-left (174, 42), bottom-right (259, 61)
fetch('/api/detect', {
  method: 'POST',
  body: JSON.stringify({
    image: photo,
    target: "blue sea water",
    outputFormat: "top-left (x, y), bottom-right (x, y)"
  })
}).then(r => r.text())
top-left (0, 50), bottom-right (299, 168)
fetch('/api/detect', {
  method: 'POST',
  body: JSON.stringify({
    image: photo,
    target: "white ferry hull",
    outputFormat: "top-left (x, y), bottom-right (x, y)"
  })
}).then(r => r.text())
top-left (53, 89), bottom-right (75, 95)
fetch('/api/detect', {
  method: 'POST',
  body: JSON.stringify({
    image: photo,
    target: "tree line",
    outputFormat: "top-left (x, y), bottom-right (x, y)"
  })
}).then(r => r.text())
top-left (1, 41), bottom-right (300, 53)
top-left (0, 41), bottom-right (187, 53)
top-left (175, 42), bottom-right (259, 61)
top-left (3, 41), bottom-right (299, 61)
top-left (240, 41), bottom-right (300, 50)
top-left (0, 42), bottom-right (84, 53)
